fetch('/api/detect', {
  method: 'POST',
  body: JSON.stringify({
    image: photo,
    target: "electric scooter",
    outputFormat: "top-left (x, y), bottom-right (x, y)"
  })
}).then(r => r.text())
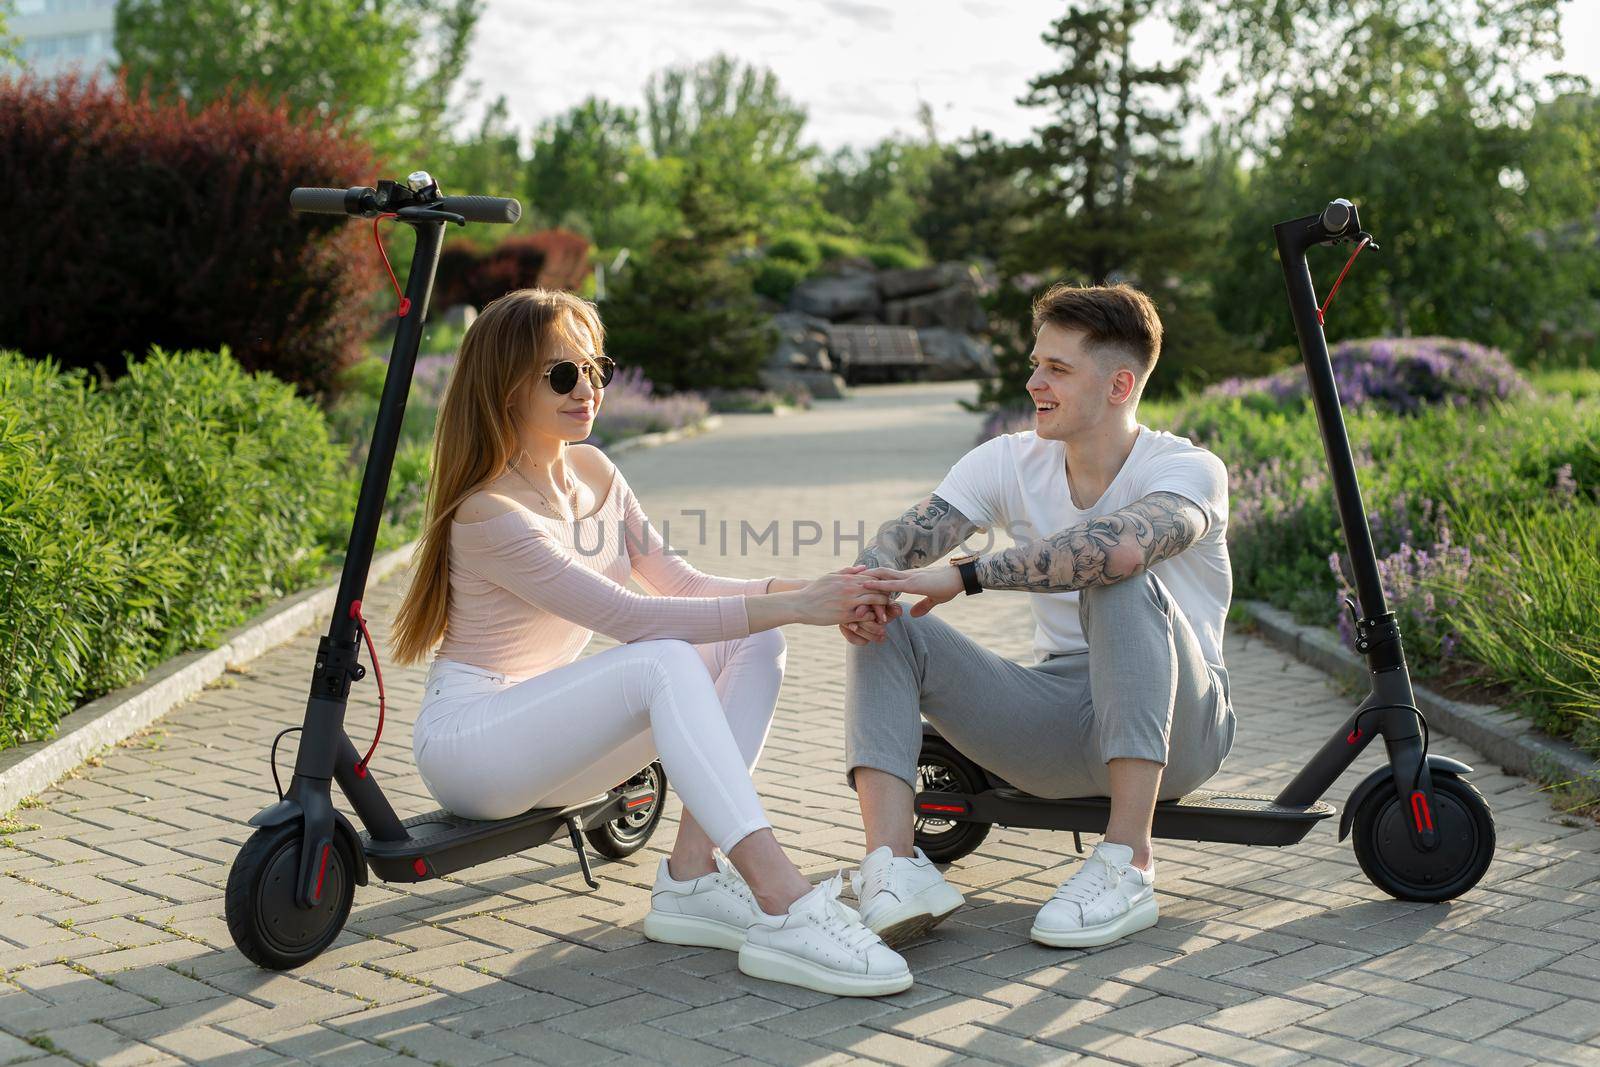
top-left (225, 174), bottom-right (669, 970)
top-left (913, 198), bottom-right (1497, 903)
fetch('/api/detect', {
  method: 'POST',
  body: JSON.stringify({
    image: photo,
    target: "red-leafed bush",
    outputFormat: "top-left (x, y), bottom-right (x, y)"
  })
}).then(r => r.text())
top-left (0, 75), bottom-right (379, 396)
top-left (433, 229), bottom-right (593, 310)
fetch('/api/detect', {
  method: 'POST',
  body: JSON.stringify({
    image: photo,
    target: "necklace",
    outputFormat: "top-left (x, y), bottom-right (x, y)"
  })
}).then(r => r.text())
top-left (509, 453), bottom-right (579, 518)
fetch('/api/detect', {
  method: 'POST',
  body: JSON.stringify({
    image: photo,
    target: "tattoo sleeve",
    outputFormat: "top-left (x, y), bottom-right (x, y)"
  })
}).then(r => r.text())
top-left (973, 492), bottom-right (1209, 593)
top-left (857, 494), bottom-right (979, 570)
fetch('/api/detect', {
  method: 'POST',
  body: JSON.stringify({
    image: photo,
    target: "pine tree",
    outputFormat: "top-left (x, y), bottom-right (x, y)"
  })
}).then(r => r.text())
top-left (602, 163), bottom-right (774, 393)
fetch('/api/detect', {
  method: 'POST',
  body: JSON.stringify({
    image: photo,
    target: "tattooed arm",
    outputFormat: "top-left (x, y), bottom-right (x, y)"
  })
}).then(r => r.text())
top-left (973, 492), bottom-right (1208, 593)
top-left (857, 494), bottom-right (980, 571)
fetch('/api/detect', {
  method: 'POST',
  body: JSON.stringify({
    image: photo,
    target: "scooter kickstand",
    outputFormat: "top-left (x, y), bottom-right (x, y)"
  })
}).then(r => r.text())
top-left (565, 817), bottom-right (600, 890)
top-left (1073, 831), bottom-right (1085, 855)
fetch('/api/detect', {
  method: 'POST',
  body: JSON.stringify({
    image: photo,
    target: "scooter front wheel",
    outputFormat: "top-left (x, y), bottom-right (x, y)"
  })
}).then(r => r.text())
top-left (1351, 774), bottom-right (1495, 903)
top-left (226, 822), bottom-right (356, 970)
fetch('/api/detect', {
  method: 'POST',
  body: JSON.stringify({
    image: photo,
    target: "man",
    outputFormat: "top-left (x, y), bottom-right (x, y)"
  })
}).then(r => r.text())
top-left (840, 282), bottom-right (1236, 949)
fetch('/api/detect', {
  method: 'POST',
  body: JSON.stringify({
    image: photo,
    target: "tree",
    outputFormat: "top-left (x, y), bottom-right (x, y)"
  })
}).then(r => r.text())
top-left (1172, 0), bottom-right (1567, 134)
top-left (114, 0), bottom-right (481, 164)
top-left (602, 162), bottom-right (772, 393)
top-left (978, 0), bottom-right (1235, 404)
top-left (525, 97), bottom-right (679, 250)
top-left (1014, 0), bottom-right (1198, 284)
top-left (643, 54), bottom-right (819, 233)
top-left (914, 131), bottom-right (1032, 264)
top-left (1181, 0), bottom-right (1598, 360)
top-left (817, 134), bottom-right (941, 253)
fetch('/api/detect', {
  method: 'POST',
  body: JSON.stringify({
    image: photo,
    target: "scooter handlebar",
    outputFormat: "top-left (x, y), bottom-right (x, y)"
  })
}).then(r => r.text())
top-left (289, 187), bottom-right (522, 225)
top-left (434, 195), bottom-right (521, 225)
top-left (290, 187), bottom-right (368, 215)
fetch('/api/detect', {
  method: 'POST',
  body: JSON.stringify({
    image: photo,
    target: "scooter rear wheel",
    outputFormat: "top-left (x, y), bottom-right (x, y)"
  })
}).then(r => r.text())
top-left (914, 739), bottom-right (992, 864)
top-left (1351, 774), bottom-right (1495, 903)
top-left (586, 762), bottom-right (668, 859)
top-left (226, 822), bottom-right (356, 970)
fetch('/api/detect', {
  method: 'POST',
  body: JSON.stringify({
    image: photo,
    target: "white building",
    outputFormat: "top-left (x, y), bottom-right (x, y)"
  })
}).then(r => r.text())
top-left (7, 0), bottom-right (117, 78)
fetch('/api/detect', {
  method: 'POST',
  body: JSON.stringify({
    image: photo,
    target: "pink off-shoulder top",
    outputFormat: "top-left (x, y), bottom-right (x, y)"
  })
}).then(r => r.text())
top-left (434, 468), bottom-right (771, 681)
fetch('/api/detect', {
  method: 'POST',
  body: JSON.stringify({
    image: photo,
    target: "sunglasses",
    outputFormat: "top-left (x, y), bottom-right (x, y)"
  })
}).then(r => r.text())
top-left (543, 357), bottom-right (615, 394)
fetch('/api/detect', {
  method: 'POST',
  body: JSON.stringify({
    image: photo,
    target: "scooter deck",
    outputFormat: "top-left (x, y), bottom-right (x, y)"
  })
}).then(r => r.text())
top-left (917, 787), bottom-right (1337, 847)
top-left (361, 794), bottom-right (626, 882)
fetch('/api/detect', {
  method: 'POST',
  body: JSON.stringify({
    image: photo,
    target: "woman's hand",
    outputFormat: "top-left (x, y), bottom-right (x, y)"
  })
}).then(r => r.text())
top-left (861, 565), bottom-right (963, 618)
top-left (783, 567), bottom-right (897, 627)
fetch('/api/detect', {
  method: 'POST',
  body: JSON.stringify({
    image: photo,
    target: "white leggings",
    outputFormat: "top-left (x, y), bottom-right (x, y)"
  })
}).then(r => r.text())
top-left (413, 630), bottom-right (786, 854)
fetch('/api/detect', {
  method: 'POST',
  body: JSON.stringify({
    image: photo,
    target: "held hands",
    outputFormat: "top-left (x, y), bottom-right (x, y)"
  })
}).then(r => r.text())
top-left (788, 565), bottom-right (898, 627)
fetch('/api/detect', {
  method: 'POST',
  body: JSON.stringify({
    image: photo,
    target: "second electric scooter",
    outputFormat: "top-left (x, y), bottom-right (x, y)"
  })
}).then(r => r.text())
top-left (912, 198), bottom-right (1497, 903)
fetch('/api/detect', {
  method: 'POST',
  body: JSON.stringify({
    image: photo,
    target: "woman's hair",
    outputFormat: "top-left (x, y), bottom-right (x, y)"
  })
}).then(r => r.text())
top-left (389, 288), bottom-right (605, 665)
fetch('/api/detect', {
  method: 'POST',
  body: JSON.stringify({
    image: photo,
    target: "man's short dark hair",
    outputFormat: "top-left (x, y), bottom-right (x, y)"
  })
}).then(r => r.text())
top-left (1032, 283), bottom-right (1162, 388)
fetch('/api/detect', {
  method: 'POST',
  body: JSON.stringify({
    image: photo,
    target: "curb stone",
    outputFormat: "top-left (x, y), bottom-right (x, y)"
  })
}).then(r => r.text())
top-left (601, 414), bottom-right (722, 457)
top-left (1241, 599), bottom-right (1598, 792)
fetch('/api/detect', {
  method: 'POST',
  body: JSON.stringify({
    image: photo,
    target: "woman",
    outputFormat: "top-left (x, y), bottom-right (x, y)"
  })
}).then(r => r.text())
top-left (390, 289), bottom-right (910, 997)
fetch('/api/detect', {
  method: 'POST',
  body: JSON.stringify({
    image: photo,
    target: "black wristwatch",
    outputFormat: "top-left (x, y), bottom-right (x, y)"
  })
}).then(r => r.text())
top-left (950, 554), bottom-right (983, 596)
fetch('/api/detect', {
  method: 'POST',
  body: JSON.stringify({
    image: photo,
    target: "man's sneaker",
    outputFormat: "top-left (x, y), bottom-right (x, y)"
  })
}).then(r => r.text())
top-left (1030, 842), bottom-right (1157, 948)
top-left (642, 855), bottom-right (763, 951)
top-left (850, 845), bottom-right (965, 946)
top-left (739, 874), bottom-right (913, 996)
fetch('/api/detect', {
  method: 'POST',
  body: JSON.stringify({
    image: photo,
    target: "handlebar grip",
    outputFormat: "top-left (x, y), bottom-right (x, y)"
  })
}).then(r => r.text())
top-left (290, 187), bottom-right (363, 215)
top-left (434, 195), bottom-right (522, 224)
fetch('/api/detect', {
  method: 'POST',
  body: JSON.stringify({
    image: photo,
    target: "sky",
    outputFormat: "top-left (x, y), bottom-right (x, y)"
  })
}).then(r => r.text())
top-left (459, 0), bottom-right (1600, 152)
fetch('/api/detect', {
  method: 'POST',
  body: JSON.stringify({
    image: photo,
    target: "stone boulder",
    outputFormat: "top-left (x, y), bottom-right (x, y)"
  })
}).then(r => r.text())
top-left (769, 311), bottom-right (834, 372)
top-left (917, 327), bottom-right (998, 380)
top-left (792, 275), bottom-right (882, 321)
top-left (884, 283), bottom-right (985, 333)
top-left (875, 265), bottom-right (947, 300)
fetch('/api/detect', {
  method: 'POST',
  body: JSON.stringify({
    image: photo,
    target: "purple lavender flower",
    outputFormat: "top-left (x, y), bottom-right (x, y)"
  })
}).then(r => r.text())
top-left (1205, 337), bottom-right (1529, 416)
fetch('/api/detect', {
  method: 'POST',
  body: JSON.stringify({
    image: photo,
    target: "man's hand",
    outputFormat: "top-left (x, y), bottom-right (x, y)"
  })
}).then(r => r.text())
top-left (839, 599), bottom-right (904, 644)
top-left (861, 565), bottom-right (964, 618)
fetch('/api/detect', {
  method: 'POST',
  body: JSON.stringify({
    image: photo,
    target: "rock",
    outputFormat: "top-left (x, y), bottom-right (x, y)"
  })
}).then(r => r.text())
top-left (917, 327), bottom-right (998, 380)
top-left (875, 265), bottom-right (947, 300)
top-left (792, 275), bottom-right (883, 320)
top-left (770, 311), bottom-right (834, 372)
top-left (884, 284), bottom-right (982, 332)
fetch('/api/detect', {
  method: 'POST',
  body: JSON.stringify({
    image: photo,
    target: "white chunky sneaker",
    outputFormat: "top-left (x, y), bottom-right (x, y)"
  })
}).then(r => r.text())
top-left (642, 855), bottom-right (763, 951)
top-left (1030, 842), bottom-right (1158, 948)
top-left (851, 845), bottom-right (965, 947)
top-left (739, 874), bottom-right (913, 997)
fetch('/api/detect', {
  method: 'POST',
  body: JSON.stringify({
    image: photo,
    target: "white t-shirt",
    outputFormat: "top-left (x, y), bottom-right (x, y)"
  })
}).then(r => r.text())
top-left (934, 427), bottom-right (1232, 667)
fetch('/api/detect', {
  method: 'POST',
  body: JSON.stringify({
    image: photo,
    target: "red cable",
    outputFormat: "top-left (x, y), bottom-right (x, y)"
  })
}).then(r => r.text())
top-left (350, 600), bottom-right (385, 777)
top-left (373, 214), bottom-right (412, 318)
top-left (1317, 235), bottom-right (1371, 325)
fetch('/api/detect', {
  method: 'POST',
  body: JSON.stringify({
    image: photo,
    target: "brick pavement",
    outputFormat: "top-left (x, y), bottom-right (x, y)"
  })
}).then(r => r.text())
top-left (3, 381), bottom-right (1597, 1066)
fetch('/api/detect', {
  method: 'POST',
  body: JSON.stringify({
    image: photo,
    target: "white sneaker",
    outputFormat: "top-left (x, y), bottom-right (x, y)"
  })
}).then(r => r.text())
top-left (1030, 842), bottom-right (1158, 948)
top-left (738, 874), bottom-right (913, 997)
top-left (642, 855), bottom-right (763, 951)
top-left (850, 845), bottom-right (965, 947)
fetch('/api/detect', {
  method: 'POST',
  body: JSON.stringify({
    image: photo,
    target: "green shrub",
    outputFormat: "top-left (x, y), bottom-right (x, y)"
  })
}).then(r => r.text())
top-left (765, 233), bottom-right (820, 269)
top-left (754, 259), bottom-right (806, 303)
top-left (1445, 506), bottom-right (1600, 753)
top-left (0, 348), bottom-right (347, 749)
top-left (815, 234), bottom-right (862, 262)
top-left (863, 243), bottom-right (924, 270)
top-left (1148, 388), bottom-right (1600, 752)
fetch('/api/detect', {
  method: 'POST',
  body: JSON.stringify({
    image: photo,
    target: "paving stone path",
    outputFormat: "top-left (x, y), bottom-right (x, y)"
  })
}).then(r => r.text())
top-left (3, 382), bottom-right (1597, 1066)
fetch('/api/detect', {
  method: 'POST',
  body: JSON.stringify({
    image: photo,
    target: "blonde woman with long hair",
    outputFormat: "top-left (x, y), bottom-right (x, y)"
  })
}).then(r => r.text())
top-left (390, 289), bottom-right (911, 996)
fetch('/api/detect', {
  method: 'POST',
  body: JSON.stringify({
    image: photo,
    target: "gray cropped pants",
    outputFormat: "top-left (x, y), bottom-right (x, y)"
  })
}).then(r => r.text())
top-left (844, 572), bottom-right (1236, 800)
